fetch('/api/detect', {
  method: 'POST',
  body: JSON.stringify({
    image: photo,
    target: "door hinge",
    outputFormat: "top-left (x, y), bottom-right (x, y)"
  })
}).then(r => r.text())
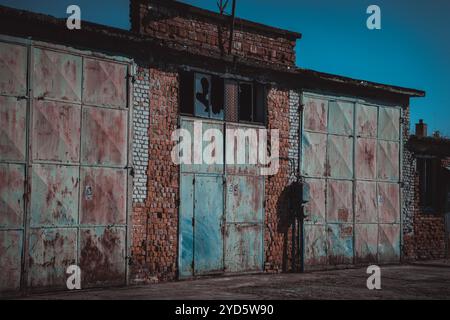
top-left (192, 217), bottom-right (195, 227)
top-left (192, 177), bottom-right (195, 185)
top-left (127, 73), bottom-right (136, 84)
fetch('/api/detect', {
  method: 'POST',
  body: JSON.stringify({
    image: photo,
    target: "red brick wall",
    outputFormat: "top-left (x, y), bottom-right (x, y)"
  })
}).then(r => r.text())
top-left (264, 87), bottom-right (294, 272)
top-left (131, 0), bottom-right (297, 67)
top-left (405, 157), bottom-right (449, 261)
top-left (131, 67), bottom-right (179, 283)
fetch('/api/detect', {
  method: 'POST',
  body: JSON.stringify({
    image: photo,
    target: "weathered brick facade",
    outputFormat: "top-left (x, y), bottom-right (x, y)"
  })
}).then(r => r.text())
top-left (131, 66), bottom-right (180, 283)
top-left (130, 0), bottom-right (299, 68)
top-left (264, 88), bottom-right (294, 272)
top-left (403, 156), bottom-right (449, 261)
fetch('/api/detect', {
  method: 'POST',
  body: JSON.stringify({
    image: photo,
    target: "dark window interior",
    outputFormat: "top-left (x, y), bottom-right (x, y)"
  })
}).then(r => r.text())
top-left (179, 71), bottom-right (194, 115)
top-left (417, 157), bottom-right (440, 211)
top-left (179, 71), bottom-right (266, 124)
top-left (238, 82), bottom-right (253, 122)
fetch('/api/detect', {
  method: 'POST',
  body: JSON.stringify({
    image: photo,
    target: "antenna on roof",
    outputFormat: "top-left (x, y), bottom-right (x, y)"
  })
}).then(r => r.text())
top-left (228, 0), bottom-right (236, 55)
top-left (216, 0), bottom-right (237, 56)
top-left (217, 0), bottom-right (230, 14)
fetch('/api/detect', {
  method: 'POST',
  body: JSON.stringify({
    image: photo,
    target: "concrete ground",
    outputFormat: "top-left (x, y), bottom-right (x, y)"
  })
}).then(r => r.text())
top-left (17, 262), bottom-right (450, 300)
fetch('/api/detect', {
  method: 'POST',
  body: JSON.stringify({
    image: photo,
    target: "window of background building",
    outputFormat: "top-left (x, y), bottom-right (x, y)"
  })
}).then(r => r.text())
top-left (417, 157), bottom-right (440, 212)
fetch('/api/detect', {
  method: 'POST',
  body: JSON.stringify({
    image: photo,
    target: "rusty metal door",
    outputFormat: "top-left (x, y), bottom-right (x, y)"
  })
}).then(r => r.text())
top-left (29, 46), bottom-right (130, 289)
top-left (0, 40), bottom-right (28, 293)
top-left (178, 118), bottom-right (264, 277)
top-left (224, 175), bottom-right (264, 273)
top-left (179, 118), bottom-right (225, 277)
top-left (301, 93), bottom-right (402, 269)
top-left (0, 37), bottom-right (131, 293)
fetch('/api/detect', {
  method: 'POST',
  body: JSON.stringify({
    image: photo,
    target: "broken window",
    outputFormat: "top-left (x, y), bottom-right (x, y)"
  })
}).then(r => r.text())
top-left (179, 71), bottom-right (266, 124)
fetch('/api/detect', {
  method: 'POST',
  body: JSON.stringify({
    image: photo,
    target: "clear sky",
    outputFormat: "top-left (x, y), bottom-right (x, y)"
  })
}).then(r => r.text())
top-left (0, 0), bottom-right (448, 136)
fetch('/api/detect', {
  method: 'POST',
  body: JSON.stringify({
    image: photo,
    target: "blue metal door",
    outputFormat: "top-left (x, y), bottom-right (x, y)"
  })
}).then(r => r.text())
top-left (193, 175), bottom-right (224, 275)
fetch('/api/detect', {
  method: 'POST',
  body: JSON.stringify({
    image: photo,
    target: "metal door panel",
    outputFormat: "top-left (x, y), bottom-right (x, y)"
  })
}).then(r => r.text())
top-left (226, 123), bottom-right (260, 176)
top-left (80, 167), bottom-right (127, 225)
top-left (0, 163), bottom-right (25, 228)
top-left (0, 42), bottom-right (27, 96)
top-left (226, 175), bottom-right (263, 223)
top-left (301, 131), bottom-right (327, 177)
top-left (327, 135), bottom-right (353, 179)
top-left (378, 107), bottom-right (400, 141)
top-left (33, 48), bottom-right (82, 102)
top-left (0, 230), bottom-right (22, 291)
top-left (304, 224), bottom-right (327, 267)
top-left (304, 178), bottom-right (326, 225)
top-left (355, 181), bottom-right (377, 223)
top-left (355, 138), bottom-right (376, 179)
top-left (327, 180), bottom-right (353, 223)
top-left (356, 104), bottom-right (377, 138)
top-left (377, 141), bottom-right (399, 181)
top-left (30, 164), bottom-right (79, 227)
top-left (224, 224), bottom-right (263, 273)
top-left (180, 118), bottom-right (224, 174)
top-left (32, 100), bottom-right (81, 163)
top-left (328, 101), bottom-right (354, 135)
top-left (194, 175), bottom-right (223, 275)
top-left (355, 224), bottom-right (378, 263)
top-left (378, 224), bottom-right (400, 263)
top-left (179, 174), bottom-right (194, 278)
top-left (0, 96), bottom-right (26, 161)
top-left (83, 59), bottom-right (127, 108)
top-left (303, 96), bottom-right (328, 133)
top-left (81, 106), bottom-right (128, 166)
top-left (27, 228), bottom-right (77, 288)
top-left (378, 183), bottom-right (400, 224)
top-left (327, 224), bottom-right (353, 265)
top-left (79, 227), bottom-right (126, 287)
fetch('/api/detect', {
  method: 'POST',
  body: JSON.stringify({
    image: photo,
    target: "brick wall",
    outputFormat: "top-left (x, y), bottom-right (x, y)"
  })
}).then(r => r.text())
top-left (403, 148), bottom-right (448, 261)
top-left (288, 90), bottom-right (300, 183)
top-left (264, 87), bottom-right (294, 272)
top-left (131, 0), bottom-right (298, 68)
top-left (131, 66), bottom-right (179, 283)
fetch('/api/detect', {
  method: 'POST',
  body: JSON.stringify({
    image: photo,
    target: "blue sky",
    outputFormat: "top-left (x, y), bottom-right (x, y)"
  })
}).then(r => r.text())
top-left (1, 0), bottom-right (448, 136)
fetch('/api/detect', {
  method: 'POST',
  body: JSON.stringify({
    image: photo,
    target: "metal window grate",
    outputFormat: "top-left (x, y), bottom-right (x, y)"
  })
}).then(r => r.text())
top-left (224, 80), bottom-right (238, 122)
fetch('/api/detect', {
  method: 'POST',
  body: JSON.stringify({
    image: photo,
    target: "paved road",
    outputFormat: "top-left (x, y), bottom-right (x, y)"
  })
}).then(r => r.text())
top-left (15, 263), bottom-right (450, 300)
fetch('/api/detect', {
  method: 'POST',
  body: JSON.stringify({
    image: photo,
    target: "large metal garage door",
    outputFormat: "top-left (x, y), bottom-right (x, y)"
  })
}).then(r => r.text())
top-left (178, 118), bottom-right (264, 278)
top-left (301, 93), bottom-right (401, 269)
top-left (0, 37), bottom-right (131, 292)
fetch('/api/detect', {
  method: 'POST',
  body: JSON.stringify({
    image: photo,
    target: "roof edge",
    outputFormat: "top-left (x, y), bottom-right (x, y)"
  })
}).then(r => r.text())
top-left (297, 68), bottom-right (426, 98)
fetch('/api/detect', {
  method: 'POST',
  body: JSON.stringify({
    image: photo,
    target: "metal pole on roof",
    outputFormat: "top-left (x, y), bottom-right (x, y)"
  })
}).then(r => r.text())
top-left (228, 0), bottom-right (236, 55)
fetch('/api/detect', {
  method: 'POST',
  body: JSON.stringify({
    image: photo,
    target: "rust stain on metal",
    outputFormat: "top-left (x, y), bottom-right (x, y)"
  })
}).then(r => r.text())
top-left (0, 42), bottom-right (27, 96)
top-left (0, 163), bottom-right (25, 228)
top-left (83, 58), bottom-right (127, 108)
top-left (303, 96), bottom-right (328, 133)
top-left (33, 48), bottom-right (82, 102)
top-left (79, 227), bottom-right (126, 286)
top-left (80, 167), bottom-right (127, 225)
top-left (32, 100), bottom-right (81, 163)
top-left (0, 96), bottom-right (27, 162)
top-left (81, 106), bottom-right (128, 166)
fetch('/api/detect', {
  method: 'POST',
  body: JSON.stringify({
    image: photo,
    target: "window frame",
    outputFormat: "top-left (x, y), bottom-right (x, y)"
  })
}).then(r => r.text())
top-left (179, 70), bottom-right (266, 125)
